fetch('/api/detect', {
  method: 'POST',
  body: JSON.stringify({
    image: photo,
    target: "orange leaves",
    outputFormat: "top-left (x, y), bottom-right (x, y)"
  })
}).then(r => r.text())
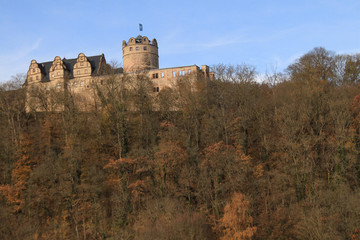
top-left (352, 228), bottom-right (360, 240)
top-left (0, 133), bottom-right (39, 212)
top-left (0, 184), bottom-right (22, 211)
top-left (104, 157), bottom-right (136, 170)
top-left (253, 164), bottom-right (264, 178)
top-left (219, 192), bottom-right (257, 240)
top-left (128, 179), bottom-right (147, 203)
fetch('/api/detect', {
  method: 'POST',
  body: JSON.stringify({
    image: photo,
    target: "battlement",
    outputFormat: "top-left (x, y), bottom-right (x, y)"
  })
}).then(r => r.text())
top-left (122, 35), bottom-right (158, 47)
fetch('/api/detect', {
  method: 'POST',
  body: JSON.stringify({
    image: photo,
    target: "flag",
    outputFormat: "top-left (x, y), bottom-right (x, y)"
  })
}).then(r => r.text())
top-left (139, 24), bottom-right (143, 31)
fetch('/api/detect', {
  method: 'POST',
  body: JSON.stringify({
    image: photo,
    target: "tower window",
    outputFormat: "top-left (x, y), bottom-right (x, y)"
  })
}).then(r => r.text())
top-left (32, 69), bottom-right (35, 73)
top-left (85, 69), bottom-right (88, 73)
top-left (77, 70), bottom-right (80, 75)
top-left (136, 47), bottom-right (139, 50)
top-left (80, 62), bottom-right (84, 66)
top-left (130, 47), bottom-right (133, 51)
top-left (144, 46), bottom-right (147, 50)
top-left (161, 72), bottom-right (165, 78)
top-left (188, 70), bottom-right (191, 74)
top-left (153, 87), bottom-right (159, 92)
top-left (36, 76), bottom-right (39, 80)
top-left (153, 73), bottom-right (158, 79)
top-left (173, 71), bottom-right (176, 77)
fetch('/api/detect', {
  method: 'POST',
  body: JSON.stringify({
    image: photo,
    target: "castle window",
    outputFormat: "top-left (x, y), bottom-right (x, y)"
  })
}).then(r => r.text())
top-left (77, 70), bottom-right (80, 75)
top-left (80, 81), bottom-right (84, 87)
top-left (173, 71), bottom-right (176, 77)
top-left (57, 71), bottom-right (60, 76)
top-left (161, 72), bottom-right (165, 78)
top-left (32, 69), bottom-right (35, 73)
top-left (179, 70), bottom-right (185, 76)
top-left (153, 73), bottom-right (158, 79)
top-left (80, 62), bottom-right (84, 66)
top-left (144, 46), bottom-right (147, 50)
top-left (130, 47), bottom-right (133, 51)
top-left (30, 77), bottom-right (33, 81)
top-left (52, 74), bottom-right (55, 78)
top-left (85, 69), bottom-right (88, 73)
top-left (188, 70), bottom-right (191, 74)
top-left (136, 47), bottom-right (139, 51)
top-left (153, 87), bottom-right (159, 92)
top-left (36, 76), bottom-right (39, 80)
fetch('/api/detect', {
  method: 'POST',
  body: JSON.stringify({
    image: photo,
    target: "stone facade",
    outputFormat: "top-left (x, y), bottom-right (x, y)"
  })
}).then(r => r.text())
top-left (122, 36), bottom-right (159, 72)
top-left (25, 35), bottom-right (213, 111)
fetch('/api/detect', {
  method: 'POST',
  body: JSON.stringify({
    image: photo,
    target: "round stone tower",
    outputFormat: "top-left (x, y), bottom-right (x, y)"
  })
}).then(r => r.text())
top-left (122, 35), bottom-right (159, 73)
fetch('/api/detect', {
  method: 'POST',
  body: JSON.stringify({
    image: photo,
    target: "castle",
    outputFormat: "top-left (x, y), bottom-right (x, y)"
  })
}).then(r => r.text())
top-left (25, 35), bottom-right (213, 111)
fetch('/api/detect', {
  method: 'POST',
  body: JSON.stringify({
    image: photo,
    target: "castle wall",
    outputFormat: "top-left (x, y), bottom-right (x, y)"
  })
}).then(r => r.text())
top-left (25, 35), bottom-right (213, 112)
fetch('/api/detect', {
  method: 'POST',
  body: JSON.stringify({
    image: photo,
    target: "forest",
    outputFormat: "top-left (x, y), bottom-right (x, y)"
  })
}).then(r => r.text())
top-left (1, 47), bottom-right (360, 239)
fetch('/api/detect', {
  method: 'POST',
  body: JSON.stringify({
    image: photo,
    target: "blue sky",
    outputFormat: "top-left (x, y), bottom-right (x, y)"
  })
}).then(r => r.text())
top-left (0, 0), bottom-right (359, 82)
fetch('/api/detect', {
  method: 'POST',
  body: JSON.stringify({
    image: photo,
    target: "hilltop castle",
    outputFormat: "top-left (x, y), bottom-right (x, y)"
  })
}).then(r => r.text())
top-left (25, 35), bottom-right (213, 111)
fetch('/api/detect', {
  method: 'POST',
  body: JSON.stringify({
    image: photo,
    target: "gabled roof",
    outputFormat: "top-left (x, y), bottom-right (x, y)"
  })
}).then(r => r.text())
top-left (35, 54), bottom-right (104, 82)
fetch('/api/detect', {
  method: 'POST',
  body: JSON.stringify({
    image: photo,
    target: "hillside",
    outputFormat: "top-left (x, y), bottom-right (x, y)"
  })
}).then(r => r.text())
top-left (1, 47), bottom-right (360, 239)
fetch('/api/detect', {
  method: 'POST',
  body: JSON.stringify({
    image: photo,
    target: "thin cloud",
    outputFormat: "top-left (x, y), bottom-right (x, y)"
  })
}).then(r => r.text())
top-left (0, 38), bottom-right (42, 82)
top-left (0, 38), bottom-right (42, 63)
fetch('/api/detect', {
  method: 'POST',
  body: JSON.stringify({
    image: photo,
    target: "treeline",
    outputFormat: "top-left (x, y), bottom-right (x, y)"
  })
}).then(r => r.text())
top-left (1, 47), bottom-right (360, 239)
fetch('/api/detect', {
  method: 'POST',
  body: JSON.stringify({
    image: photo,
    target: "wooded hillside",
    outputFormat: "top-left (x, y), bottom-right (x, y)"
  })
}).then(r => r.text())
top-left (1, 47), bottom-right (360, 239)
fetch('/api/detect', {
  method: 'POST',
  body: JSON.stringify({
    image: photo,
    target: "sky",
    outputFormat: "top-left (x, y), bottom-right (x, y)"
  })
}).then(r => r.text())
top-left (0, 0), bottom-right (359, 83)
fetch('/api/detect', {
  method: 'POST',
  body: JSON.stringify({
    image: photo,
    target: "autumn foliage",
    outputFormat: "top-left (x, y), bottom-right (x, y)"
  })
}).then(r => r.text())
top-left (1, 47), bottom-right (360, 239)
